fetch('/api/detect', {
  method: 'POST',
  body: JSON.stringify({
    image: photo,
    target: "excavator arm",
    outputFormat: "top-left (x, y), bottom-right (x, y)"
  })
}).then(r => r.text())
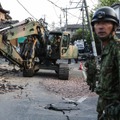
top-left (0, 34), bottom-right (23, 68)
top-left (0, 18), bottom-right (45, 77)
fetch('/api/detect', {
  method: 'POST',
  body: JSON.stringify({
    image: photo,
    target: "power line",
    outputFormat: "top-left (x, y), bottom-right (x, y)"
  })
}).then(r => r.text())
top-left (52, 4), bottom-right (60, 18)
top-left (16, 0), bottom-right (37, 20)
top-left (76, 9), bottom-right (82, 24)
top-left (76, 0), bottom-right (83, 7)
top-left (47, 0), bottom-right (63, 10)
top-left (46, 0), bottom-right (81, 19)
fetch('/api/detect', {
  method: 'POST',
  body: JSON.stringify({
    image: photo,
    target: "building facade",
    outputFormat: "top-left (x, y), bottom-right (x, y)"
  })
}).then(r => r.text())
top-left (0, 3), bottom-right (11, 21)
top-left (0, 3), bottom-right (19, 46)
top-left (0, 3), bottom-right (18, 29)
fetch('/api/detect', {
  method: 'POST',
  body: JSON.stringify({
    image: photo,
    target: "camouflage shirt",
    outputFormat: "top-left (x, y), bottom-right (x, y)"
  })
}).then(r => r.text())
top-left (96, 37), bottom-right (120, 100)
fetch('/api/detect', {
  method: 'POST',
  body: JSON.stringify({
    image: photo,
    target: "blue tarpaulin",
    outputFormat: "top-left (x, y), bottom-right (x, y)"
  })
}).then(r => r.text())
top-left (18, 37), bottom-right (26, 43)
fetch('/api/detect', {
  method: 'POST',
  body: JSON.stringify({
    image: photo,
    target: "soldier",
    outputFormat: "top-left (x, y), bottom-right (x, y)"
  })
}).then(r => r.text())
top-left (85, 54), bottom-right (97, 92)
top-left (91, 6), bottom-right (120, 120)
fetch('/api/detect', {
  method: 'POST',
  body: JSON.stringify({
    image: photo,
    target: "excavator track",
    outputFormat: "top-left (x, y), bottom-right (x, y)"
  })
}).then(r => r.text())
top-left (58, 63), bottom-right (69, 80)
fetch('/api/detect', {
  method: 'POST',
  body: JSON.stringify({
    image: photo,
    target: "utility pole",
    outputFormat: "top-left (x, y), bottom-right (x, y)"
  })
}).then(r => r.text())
top-left (43, 14), bottom-right (46, 22)
top-left (83, 0), bottom-right (97, 57)
top-left (62, 8), bottom-right (68, 31)
top-left (81, 2), bottom-right (85, 41)
top-left (62, 6), bottom-right (82, 31)
top-left (59, 14), bottom-right (62, 31)
top-left (62, 0), bottom-right (98, 59)
top-left (65, 7), bottom-right (68, 31)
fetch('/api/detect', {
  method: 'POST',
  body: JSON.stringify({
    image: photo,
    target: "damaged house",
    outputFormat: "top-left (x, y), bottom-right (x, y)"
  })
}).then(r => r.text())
top-left (0, 3), bottom-right (19, 46)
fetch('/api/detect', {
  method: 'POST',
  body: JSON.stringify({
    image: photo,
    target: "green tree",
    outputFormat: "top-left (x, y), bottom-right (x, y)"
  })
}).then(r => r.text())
top-left (99, 0), bottom-right (120, 7)
top-left (71, 28), bottom-right (83, 43)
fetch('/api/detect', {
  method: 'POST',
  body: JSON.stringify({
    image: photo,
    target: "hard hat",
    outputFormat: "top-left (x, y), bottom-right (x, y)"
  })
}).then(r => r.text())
top-left (91, 6), bottom-right (119, 26)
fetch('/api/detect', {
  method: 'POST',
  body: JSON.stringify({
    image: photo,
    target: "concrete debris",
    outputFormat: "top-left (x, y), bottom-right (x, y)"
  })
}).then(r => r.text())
top-left (45, 101), bottom-right (80, 111)
top-left (0, 67), bottom-right (20, 76)
top-left (0, 80), bottom-right (24, 94)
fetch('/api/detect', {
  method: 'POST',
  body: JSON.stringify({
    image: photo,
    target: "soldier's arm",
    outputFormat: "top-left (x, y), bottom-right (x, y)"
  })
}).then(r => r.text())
top-left (116, 42), bottom-right (120, 97)
top-left (84, 61), bottom-right (89, 68)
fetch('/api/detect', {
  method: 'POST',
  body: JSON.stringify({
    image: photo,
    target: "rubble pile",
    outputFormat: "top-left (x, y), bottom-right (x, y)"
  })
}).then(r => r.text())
top-left (39, 69), bottom-right (97, 98)
top-left (0, 78), bottom-right (23, 94)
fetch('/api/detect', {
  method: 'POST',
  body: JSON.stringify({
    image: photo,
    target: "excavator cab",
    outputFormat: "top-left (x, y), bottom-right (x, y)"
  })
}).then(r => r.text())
top-left (48, 31), bottom-right (78, 60)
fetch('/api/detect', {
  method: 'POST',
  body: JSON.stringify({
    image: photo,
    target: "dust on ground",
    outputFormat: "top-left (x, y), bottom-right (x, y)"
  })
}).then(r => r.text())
top-left (0, 58), bottom-right (97, 99)
top-left (38, 63), bottom-right (97, 99)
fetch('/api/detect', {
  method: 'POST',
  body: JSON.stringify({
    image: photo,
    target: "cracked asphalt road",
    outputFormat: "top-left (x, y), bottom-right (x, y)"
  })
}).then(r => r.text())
top-left (0, 58), bottom-right (98, 120)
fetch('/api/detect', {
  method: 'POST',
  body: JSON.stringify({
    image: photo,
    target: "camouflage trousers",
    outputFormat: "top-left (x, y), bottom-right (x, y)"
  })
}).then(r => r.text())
top-left (86, 75), bottom-right (96, 92)
top-left (97, 96), bottom-right (120, 120)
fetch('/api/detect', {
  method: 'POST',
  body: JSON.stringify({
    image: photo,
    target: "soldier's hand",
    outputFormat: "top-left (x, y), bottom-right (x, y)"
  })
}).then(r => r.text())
top-left (105, 101), bottom-right (120, 117)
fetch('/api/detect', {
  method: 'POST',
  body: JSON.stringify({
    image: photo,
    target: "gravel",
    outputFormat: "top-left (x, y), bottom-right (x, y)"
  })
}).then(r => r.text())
top-left (39, 63), bottom-right (97, 99)
top-left (0, 58), bottom-right (97, 99)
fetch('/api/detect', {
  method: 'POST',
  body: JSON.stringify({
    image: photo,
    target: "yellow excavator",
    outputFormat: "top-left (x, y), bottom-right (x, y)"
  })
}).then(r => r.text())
top-left (0, 18), bottom-right (78, 80)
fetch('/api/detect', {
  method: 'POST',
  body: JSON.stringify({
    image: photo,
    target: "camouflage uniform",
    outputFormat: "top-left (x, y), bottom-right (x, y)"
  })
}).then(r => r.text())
top-left (85, 56), bottom-right (97, 92)
top-left (96, 37), bottom-right (120, 120)
top-left (91, 6), bottom-right (120, 120)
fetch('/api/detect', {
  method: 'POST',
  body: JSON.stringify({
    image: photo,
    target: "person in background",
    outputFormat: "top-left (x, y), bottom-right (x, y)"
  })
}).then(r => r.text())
top-left (55, 36), bottom-right (61, 51)
top-left (91, 6), bottom-right (120, 120)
